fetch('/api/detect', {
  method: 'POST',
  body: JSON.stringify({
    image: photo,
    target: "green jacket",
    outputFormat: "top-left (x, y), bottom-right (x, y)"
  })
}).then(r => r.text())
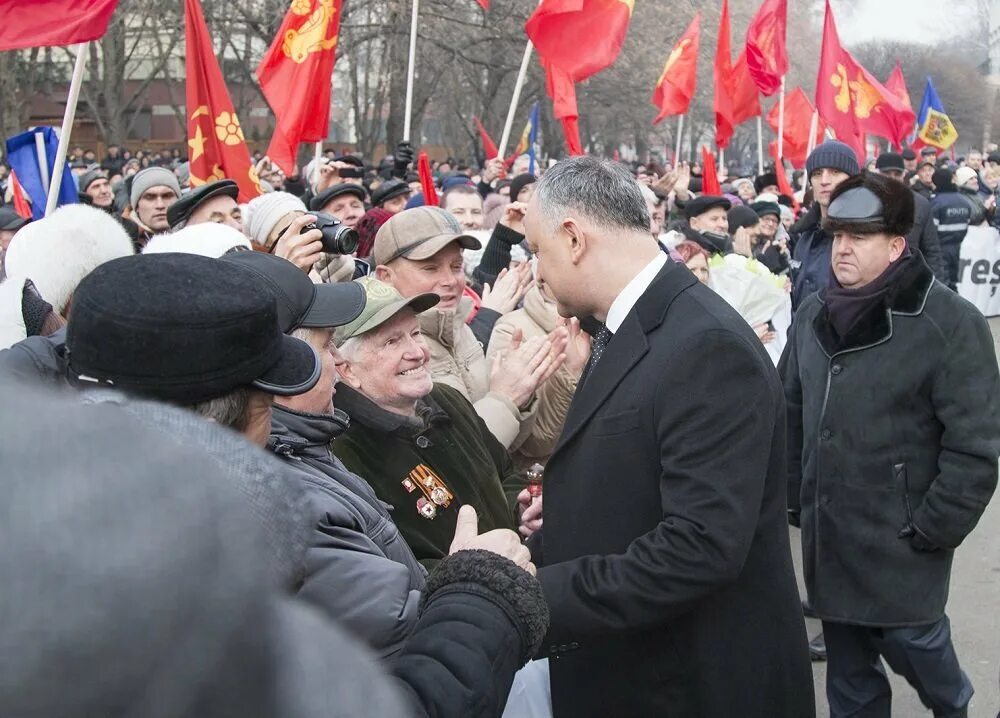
top-left (333, 383), bottom-right (526, 568)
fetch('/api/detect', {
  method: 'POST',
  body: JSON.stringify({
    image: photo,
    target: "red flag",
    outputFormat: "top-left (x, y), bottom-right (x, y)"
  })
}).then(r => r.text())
top-left (731, 52), bottom-right (762, 125)
top-left (714, 0), bottom-right (760, 149)
top-left (185, 0), bottom-right (260, 202)
top-left (8, 171), bottom-right (32, 219)
top-left (767, 86), bottom-right (825, 169)
top-left (417, 152), bottom-right (439, 206)
top-left (745, 0), bottom-right (788, 97)
top-left (525, 0), bottom-right (633, 83)
top-left (474, 117), bottom-right (500, 159)
top-left (815, 1), bottom-right (915, 163)
top-left (475, 0), bottom-right (489, 9)
top-left (652, 14), bottom-right (701, 125)
top-left (256, 0), bottom-right (342, 176)
top-left (0, 0), bottom-right (120, 51)
top-left (545, 62), bottom-right (584, 155)
top-left (768, 147), bottom-right (799, 211)
top-left (884, 62), bottom-right (912, 151)
top-left (701, 146), bottom-right (722, 195)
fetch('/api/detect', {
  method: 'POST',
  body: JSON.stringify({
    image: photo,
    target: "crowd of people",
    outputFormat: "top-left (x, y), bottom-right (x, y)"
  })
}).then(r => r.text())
top-left (0, 132), bottom-right (997, 718)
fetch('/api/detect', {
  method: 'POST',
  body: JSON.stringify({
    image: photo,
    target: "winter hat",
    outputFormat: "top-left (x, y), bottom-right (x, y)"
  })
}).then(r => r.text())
top-left (142, 224), bottom-right (251, 258)
top-left (77, 168), bottom-right (108, 193)
top-left (954, 166), bottom-right (978, 189)
top-left (129, 167), bottom-right (181, 208)
top-left (244, 191), bottom-right (307, 248)
top-left (404, 193), bottom-right (426, 209)
top-left (932, 168), bottom-right (956, 193)
top-left (823, 172), bottom-right (914, 238)
top-left (731, 178), bottom-right (756, 196)
top-left (508, 174), bottom-right (537, 203)
top-left (806, 140), bottom-right (860, 178)
top-left (3, 204), bottom-right (134, 316)
top-left (754, 172), bottom-right (778, 194)
top-left (727, 205), bottom-right (760, 234)
top-left (750, 201), bottom-right (781, 219)
top-left (442, 175), bottom-right (474, 192)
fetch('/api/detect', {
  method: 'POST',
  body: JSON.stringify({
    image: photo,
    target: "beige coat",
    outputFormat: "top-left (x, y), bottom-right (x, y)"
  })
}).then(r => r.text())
top-left (486, 285), bottom-right (578, 467)
top-left (418, 297), bottom-right (531, 448)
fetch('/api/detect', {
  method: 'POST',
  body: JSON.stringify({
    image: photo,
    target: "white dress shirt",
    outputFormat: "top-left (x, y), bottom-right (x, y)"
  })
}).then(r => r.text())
top-left (604, 253), bottom-right (668, 333)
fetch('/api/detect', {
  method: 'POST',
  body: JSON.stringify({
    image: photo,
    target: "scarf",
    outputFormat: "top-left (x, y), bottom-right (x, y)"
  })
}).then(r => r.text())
top-left (824, 245), bottom-right (912, 342)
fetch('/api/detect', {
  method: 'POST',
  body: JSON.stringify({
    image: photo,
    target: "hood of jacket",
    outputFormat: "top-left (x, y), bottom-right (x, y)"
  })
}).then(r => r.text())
top-left (269, 404), bottom-right (350, 459)
top-left (416, 296), bottom-right (474, 350)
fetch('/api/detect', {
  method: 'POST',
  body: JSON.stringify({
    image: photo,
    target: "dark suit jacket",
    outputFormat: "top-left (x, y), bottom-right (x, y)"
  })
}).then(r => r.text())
top-left (535, 260), bottom-right (815, 717)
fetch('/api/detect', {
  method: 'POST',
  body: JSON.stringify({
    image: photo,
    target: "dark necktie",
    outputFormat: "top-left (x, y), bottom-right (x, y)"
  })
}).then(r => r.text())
top-left (581, 323), bottom-right (613, 385)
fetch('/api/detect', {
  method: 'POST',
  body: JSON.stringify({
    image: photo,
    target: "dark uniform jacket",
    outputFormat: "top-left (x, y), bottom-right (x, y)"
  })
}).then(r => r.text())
top-left (533, 260), bottom-right (814, 717)
top-left (780, 253), bottom-right (1000, 626)
top-left (333, 383), bottom-right (526, 569)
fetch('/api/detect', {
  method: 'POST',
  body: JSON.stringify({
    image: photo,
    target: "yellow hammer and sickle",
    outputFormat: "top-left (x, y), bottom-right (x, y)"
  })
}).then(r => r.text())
top-left (190, 105), bottom-right (210, 120)
top-left (848, 71), bottom-right (881, 119)
top-left (830, 64), bottom-right (851, 113)
top-left (658, 38), bottom-right (691, 85)
top-left (282, 0), bottom-right (339, 64)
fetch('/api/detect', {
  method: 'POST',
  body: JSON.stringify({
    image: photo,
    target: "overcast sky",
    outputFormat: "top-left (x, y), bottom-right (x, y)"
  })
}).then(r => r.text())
top-left (835, 0), bottom-right (982, 44)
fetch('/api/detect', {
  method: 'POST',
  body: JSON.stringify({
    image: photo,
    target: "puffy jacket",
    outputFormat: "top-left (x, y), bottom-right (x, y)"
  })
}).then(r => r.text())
top-left (788, 204), bottom-right (832, 309)
top-left (268, 404), bottom-right (427, 658)
top-left (930, 190), bottom-right (973, 247)
top-left (0, 326), bottom-right (70, 387)
top-left (486, 284), bottom-right (578, 468)
top-left (418, 297), bottom-right (535, 448)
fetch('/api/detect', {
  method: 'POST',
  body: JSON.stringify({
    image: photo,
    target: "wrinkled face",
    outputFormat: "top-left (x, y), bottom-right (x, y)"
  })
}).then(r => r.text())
top-left (343, 310), bottom-right (433, 414)
top-left (380, 242), bottom-right (465, 311)
top-left (689, 207), bottom-right (728, 235)
top-left (685, 253), bottom-right (709, 285)
top-left (382, 193), bottom-right (410, 215)
top-left (758, 214), bottom-right (780, 240)
top-left (278, 328), bottom-right (340, 416)
top-left (523, 193), bottom-right (581, 319)
top-left (86, 178), bottom-right (113, 207)
top-left (135, 186), bottom-right (179, 232)
top-left (190, 195), bottom-right (242, 232)
top-left (810, 168), bottom-right (850, 208)
top-left (446, 191), bottom-right (484, 231)
top-left (917, 165), bottom-right (934, 185)
top-left (322, 194), bottom-right (365, 228)
top-left (832, 231), bottom-right (905, 289)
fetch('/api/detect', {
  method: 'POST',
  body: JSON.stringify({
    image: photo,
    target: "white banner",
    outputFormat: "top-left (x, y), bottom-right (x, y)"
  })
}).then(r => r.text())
top-left (957, 225), bottom-right (1000, 318)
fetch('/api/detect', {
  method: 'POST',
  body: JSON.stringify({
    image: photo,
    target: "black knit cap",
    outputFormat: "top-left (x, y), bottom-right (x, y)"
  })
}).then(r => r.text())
top-left (874, 153), bottom-right (905, 172)
top-left (806, 140), bottom-right (860, 177)
top-left (66, 253), bottom-right (321, 404)
top-left (728, 205), bottom-right (760, 234)
top-left (508, 173), bottom-right (537, 202)
top-left (750, 201), bottom-right (781, 219)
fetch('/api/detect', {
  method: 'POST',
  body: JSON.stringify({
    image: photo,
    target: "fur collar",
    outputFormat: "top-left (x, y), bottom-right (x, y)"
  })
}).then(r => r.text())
top-left (813, 252), bottom-right (935, 357)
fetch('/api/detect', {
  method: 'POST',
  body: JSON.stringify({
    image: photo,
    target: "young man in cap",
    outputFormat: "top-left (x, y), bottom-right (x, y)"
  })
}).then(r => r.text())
top-left (789, 140), bottom-right (859, 307)
top-left (167, 179), bottom-right (242, 233)
top-left (129, 166), bottom-right (182, 240)
top-left (373, 206), bottom-right (563, 449)
top-left (929, 167), bottom-right (973, 289)
top-left (874, 152), bottom-right (947, 284)
top-left (781, 171), bottom-right (999, 718)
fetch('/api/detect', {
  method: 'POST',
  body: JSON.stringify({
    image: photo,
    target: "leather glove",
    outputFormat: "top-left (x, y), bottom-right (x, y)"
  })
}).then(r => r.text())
top-left (392, 141), bottom-right (414, 178)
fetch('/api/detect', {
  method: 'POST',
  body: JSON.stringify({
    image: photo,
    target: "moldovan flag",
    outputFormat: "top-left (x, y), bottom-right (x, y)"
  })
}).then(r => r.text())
top-left (715, 0), bottom-right (760, 149)
top-left (0, 0), bottom-right (120, 51)
top-left (767, 87), bottom-right (826, 169)
top-left (652, 13), bottom-right (701, 125)
top-left (525, 0), bottom-right (633, 83)
top-left (914, 77), bottom-right (958, 151)
top-left (257, 0), bottom-right (342, 175)
top-left (185, 0), bottom-right (260, 201)
top-left (744, 0), bottom-right (787, 97)
top-left (814, 0), bottom-right (914, 163)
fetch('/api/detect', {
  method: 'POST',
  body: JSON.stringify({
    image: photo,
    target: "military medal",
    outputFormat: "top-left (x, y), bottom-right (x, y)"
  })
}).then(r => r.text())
top-left (403, 463), bottom-right (454, 519)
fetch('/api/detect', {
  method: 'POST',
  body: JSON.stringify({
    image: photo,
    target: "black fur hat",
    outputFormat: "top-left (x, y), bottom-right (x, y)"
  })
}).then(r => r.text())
top-left (822, 172), bottom-right (914, 238)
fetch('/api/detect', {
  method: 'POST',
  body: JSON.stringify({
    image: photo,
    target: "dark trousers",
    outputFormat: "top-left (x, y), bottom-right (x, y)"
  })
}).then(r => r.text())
top-left (940, 242), bottom-right (961, 290)
top-left (823, 616), bottom-right (972, 718)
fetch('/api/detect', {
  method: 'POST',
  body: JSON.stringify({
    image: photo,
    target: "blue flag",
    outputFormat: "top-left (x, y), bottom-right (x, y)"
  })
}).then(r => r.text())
top-left (4, 127), bottom-right (78, 220)
top-left (527, 102), bottom-right (540, 175)
top-left (914, 77), bottom-right (958, 150)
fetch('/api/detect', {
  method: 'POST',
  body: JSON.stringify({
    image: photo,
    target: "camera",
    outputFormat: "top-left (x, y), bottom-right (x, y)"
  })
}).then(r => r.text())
top-left (305, 212), bottom-right (359, 255)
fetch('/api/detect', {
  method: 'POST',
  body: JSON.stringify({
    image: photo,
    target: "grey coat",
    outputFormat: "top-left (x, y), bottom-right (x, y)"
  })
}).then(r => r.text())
top-left (780, 253), bottom-right (1000, 626)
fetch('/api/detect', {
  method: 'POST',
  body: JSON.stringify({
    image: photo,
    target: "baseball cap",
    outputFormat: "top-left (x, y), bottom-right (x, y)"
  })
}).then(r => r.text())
top-left (372, 206), bottom-right (482, 267)
top-left (220, 251), bottom-right (366, 332)
top-left (335, 277), bottom-right (439, 345)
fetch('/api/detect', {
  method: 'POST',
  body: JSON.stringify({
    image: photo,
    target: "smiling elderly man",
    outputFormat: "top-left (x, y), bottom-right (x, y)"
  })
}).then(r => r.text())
top-left (331, 278), bottom-right (534, 569)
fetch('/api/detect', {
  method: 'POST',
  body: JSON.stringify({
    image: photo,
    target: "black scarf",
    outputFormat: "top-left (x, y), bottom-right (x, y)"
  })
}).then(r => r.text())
top-left (824, 246), bottom-right (913, 342)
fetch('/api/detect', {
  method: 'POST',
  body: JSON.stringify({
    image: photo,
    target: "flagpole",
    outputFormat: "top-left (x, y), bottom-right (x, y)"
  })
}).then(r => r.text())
top-left (674, 114), bottom-right (685, 169)
top-left (777, 76), bottom-right (786, 162)
top-left (313, 141), bottom-right (323, 190)
top-left (497, 40), bottom-right (535, 159)
top-left (34, 133), bottom-right (50, 201)
top-left (718, 147), bottom-right (725, 177)
top-left (756, 116), bottom-right (765, 175)
top-left (402, 0), bottom-right (420, 143)
top-left (806, 110), bottom-right (819, 156)
top-left (46, 42), bottom-right (88, 216)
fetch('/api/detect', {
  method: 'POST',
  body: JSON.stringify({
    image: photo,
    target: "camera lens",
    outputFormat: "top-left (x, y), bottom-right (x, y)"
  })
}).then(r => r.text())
top-left (310, 212), bottom-right (359, 255)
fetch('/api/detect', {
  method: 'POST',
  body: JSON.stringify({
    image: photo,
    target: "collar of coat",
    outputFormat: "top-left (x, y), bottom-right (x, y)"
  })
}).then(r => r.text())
top-left (268, 404), bottom-right (349, 457)
top-left (334, 384), bottom-right (451, 437)
top-left (416, 296), bottom-right (475, 349)
top-left (812, 251), bottom-right (935, 357)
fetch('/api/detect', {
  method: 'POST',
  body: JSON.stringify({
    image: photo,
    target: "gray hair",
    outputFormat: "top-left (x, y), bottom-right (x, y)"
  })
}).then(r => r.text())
top-left (187, 386), bottom-right (252, 432)
top-left (534, 156), bottom-right (650, 234)
top-left (337, 334), bottom-right (367, 362)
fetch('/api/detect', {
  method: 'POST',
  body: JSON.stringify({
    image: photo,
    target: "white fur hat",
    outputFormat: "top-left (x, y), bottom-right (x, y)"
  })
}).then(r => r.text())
top-left (4, 204), bottom-right (134, 317)
top-left (243, 192), bottom-right (307, 248)
top-left (142, 223), bottom-right (251, 258)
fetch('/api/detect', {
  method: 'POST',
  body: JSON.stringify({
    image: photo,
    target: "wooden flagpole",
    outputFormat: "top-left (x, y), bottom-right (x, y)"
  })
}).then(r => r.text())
top-left (497, 40), bottom-right (535, 160)
top-left (756, 116), bottom-right (765, 175)
top-left (46, 42), bottom-right (88, 215)
top-left (402, 0), bottom-right (420, 143)
top-left (777, 76), bottom-right (786, 162)
top-left (674, 114), bottom-right (685, 168)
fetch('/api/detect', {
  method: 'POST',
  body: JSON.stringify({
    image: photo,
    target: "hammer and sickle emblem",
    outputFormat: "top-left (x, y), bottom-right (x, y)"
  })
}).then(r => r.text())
top-left (658, 38), bottom-right (691, 85)
top-left (830, 63), bottom-right (851, 113)
top-left (282, 0), bottom-right (339, 64)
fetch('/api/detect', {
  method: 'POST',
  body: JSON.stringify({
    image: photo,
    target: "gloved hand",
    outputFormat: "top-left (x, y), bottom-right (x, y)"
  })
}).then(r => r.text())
top-left (898, 523), bottom-right (940, 552)
top-left (392, 141), bottom-right (415, 178)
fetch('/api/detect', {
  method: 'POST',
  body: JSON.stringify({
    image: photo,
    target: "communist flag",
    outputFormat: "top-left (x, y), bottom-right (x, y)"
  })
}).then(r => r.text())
top-left (545, 63), bottom-right (584, 156)
top-left (768, 86), bottom-right (826, 169)
top-left (0, 0), bottom-right (120, 51)
top-left (815, 0), bottom-right (914, 163)
top-left (474, 117), bottom-right (500, 159)
top-left (883, 62), bottom-right (912, 150)
top-left (745, 0), bottom-right (787, 97)
top-left (257, 0), bottom-right (342, 176)
top-left (652, 14), bottom-right (700, 125)
top-left (525, 0), bottom-right (634, 83)
top-left (185, 0), bottom-right (260, 201)
top-left (715, 0), bottom-right (760, 149)
top-left (701, 146), bottom-right (722, 195)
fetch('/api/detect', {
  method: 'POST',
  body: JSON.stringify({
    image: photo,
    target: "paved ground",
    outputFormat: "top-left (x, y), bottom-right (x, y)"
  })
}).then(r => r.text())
top-left (794, 316), bottom-right (1000, 718)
